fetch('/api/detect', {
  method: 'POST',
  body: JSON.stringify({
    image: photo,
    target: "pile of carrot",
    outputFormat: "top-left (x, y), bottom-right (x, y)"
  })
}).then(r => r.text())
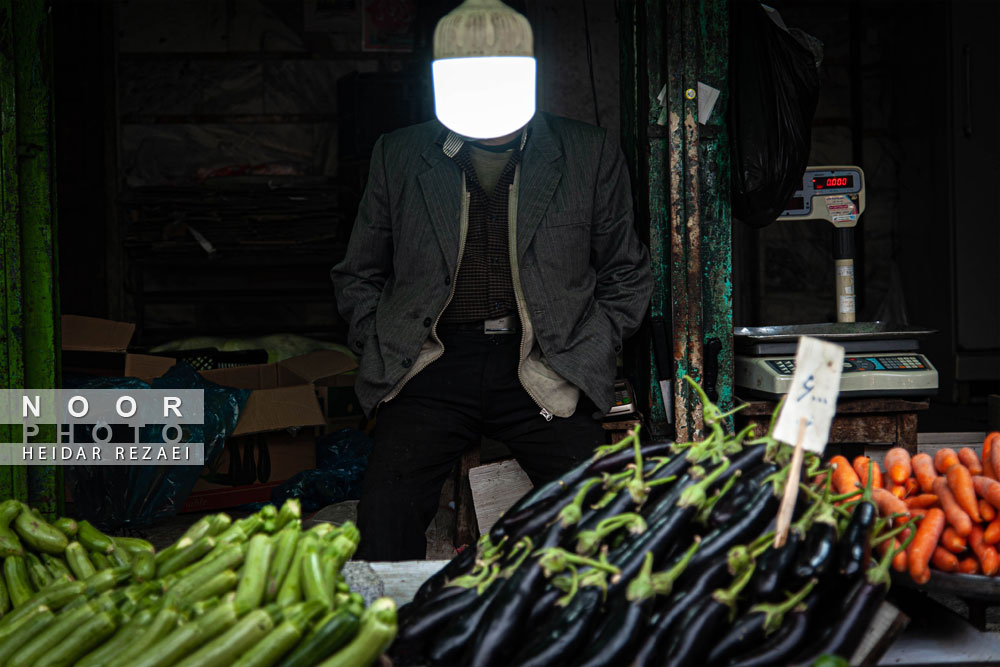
top-left (824, 432), bottom-right (1000, 584)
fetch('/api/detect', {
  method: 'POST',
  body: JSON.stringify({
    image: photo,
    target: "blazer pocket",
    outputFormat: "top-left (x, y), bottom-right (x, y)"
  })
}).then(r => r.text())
top-left (545, 209), bottom-right (590, 228)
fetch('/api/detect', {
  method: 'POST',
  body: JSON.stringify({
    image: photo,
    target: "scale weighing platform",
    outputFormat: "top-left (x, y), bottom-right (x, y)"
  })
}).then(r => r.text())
top-left (735, 322), bottom-right (939, 400)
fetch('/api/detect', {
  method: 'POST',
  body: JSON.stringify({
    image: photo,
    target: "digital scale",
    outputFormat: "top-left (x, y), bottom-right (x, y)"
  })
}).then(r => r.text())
top-left (735, 166), bottom-right (939, 400)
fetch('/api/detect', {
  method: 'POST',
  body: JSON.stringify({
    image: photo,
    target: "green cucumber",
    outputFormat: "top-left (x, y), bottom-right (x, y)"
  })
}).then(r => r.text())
top-left (317, 597), bottom-right (397, 667)
top-left (233, 613), bottom-right (316, 667)
top-left (153, 537), bottom-right (190, 567)
top-left (0, 567), bottom-right (9, 614)
top-left (107, 604), bottom-right (180, 667)
top-left (0, 605), bottom-right (54, 664)
top-left (166, 544), bottom-right (245, 603)
top-left (0, 500), bottom-right (24, 557)
top-left (77, 520), bottom-right (114, 555)
top-left (0, 580), bottom-right (85, 634)
top-left (109, 544), bottom-right (133, 567)
top-left (157, 535), bottom-right (215, 578)
top-left (275, 499), bottom-right (301, 531)
top-left (174, 607), bottom-right (275, 667)
top-left (76, 607), bottom-right (154, 667)
top-left (36, 609), bottom-right (118, 666)
top-left (265, 528), bottom-right (299, 601)
top-left (307, 523), bottom-right (335, 540)
top-left (301, 542), bottom-right (333, 610)
top-left (52, 517), bottom-right (78, 538)
top-left (83, 565), bottom-right (132, 596)
top-left (65, 542), bottom-right (97, 580)
top-left (185, 569), bottom-right (239, 604)
top-left (277, 609), bottom-right (360, 667)
top-left (90, 551), bottom-right (111, 570)
top-left (4, 555), bottom-right (33, 606)
top-left (209, 513), bottom-right (232, 536)
top-left (276, 535), bottom-right (313, 607)
top-left (235, 533), bottom-right (273, 614)
top-left (8, 602), bottom-right (95, 667)
top-left (114, 536), bottom-right (155, 555)
top-left (132, 549), bottom-right (156, 582)
top-left (13, 510), bottom-right (68, 554)
top-left (41, 554), bottom-right (73, 581)
top-left (24, 552), bottom-right (53, 591)
top-left (180, 516), bottom-right (214, 543)
top-left (124, 601), bottom-right (238, 667)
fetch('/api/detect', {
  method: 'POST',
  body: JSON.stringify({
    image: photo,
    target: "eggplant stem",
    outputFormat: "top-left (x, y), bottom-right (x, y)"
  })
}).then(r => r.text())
top-left (870, 517), bottom-right (918, 588)
top-left (696, 470), bottom-right (742, 526)
top-left (678, 457), bottom-right (731, 509)
top-left (626, 552), bottom-right (656, 603)
top-left (645, 475), bottom-right (678, 488)
top-left (870, 518), bottom-right (911, 546)
top-left (750, 532), bottom-right (774, 559)
top-left (555, 564), bottom-right (579, 606)
top-left (713, 560), bottom-right (756, 610)
top-left (750, 578), bottom-right (818, 636)
top-left (651, 536), bottom-right (701, 596)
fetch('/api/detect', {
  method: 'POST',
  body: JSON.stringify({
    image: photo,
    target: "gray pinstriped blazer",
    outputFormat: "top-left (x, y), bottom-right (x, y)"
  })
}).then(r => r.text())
top-left (332, 112), bottom-right (652, 418)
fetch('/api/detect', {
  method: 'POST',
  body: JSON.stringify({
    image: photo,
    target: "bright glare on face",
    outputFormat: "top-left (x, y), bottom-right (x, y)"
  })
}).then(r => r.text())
top-left (432, 56), bottom-right (536, 140)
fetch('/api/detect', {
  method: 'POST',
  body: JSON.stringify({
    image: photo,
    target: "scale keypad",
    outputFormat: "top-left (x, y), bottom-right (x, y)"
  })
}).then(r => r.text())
top-left (766, 355), bottom-right (928, 376)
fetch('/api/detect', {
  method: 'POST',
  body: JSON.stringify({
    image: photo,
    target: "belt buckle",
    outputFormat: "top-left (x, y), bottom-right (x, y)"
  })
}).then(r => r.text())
top-left (484, 315), bottom-right (515, 335)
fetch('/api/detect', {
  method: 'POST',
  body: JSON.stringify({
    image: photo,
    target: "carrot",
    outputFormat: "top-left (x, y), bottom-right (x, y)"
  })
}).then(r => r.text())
top-left (959, 447), bottom-right (983, 476)
top-left (959, 556), bottom-right (980, 575)
top-left (941, 526), bottom-right (967, 553)
top-left (932, 477), bottom-right (973, 537)
top-left (985, 517), bottom-right (1000, 545)
top-left (969, 524), bottom-right (1000, 576)
top-left (934, 448), bottom-right (961, 474)
top-left (932, 546), bottom-right (959, 572)
top-left (911, 453), bottom-right (938, 493)
top-left (908, 507), bottom-right (945, 583)
top-left (973, 475), bottom-right (1000, 510)
top-left (852, 456), bottom-right (883, 489)
top-left (830, 455), bottom-right (861, 495)
top-left (946, 463), bottom-right (982, 522)
top-left (984, 432), bottom-right (999, 480)
top-left (904, 494), bottom-right (939, 509)
top-left (887, 481), bottom-right (906, 499)
top-left (876, 533), bottom-right (908, 573)
top-left (908, 507), bottom-right (927, 519)
top-left (981, 498), bottom-right (997, 523)
top-left (872, 487), bottom-right (910, 525)
top-left (904, 478), bottom-right (919, 498)
top-left (884, 448), bottom-right (912, 485)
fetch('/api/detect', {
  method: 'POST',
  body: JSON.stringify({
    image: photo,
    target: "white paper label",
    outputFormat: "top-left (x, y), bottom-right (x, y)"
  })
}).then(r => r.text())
top-left (697, 82), bottom-right (720, 124)
top-left (773, 336), bottom-right (845, 454)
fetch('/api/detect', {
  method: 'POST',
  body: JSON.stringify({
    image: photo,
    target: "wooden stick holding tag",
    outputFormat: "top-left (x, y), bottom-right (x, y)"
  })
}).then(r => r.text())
top-left (774, 417), bottom-right (809, 549)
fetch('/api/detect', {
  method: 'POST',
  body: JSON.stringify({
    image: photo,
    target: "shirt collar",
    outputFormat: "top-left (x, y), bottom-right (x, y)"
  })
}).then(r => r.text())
top-left (441, 126), bottom-right (529, 158)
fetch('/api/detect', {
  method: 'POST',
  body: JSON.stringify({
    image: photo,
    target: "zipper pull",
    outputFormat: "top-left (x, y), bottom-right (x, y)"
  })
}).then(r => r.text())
top-left (540, 408), bottom-right (553, 422)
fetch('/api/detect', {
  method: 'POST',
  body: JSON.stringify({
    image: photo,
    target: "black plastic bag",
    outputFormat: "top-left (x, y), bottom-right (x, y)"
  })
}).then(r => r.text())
top-left (270, 429), bottom-right (372, 513)
top-left (730, 0), bottom-right (821, 228)
top-left (66, 363), bottom-right (250, 529)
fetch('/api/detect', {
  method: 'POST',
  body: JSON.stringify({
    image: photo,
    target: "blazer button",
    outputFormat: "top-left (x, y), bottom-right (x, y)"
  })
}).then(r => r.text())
top-left (444, 275), bottom-right (452, 286)
top-left (423, 317), bottom-right (432, 327)
top-left (355, 339), bottom-right (364, 350)
top-left (402, 358), bottom-right (412, 368)
top-left (614, 344), bottom-right (622, 353)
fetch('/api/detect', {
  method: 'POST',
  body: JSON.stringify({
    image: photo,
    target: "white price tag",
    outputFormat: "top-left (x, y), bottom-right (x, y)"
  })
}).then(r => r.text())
top-left (773, 336), bottom-right (845, 454)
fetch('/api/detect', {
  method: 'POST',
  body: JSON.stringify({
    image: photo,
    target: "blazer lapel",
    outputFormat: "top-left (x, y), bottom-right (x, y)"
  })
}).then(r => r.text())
top-left (516, 114), bottom-right (563, 261)
top-left (418, 142), bottom-right (463, 274)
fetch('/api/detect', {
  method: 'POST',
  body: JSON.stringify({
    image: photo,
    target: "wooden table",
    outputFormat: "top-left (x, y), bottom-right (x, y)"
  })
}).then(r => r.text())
top-left (736, 397), bottom-right (930, 454)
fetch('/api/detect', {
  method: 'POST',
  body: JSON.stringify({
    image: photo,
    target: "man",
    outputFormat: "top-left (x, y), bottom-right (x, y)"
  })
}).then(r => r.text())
top-left (332, 1), bottom-right (652, 561)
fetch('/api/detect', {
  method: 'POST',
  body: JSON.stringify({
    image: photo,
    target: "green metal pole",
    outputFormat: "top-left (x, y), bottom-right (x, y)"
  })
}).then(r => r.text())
top-left (0, 0), bottom-right (30, 503)
top-left (5, 0), bottom-right (61, 515)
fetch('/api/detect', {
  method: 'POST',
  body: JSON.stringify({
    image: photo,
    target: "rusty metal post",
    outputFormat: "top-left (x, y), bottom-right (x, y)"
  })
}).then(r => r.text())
top-left (621, 0), bottom-right (732, 442)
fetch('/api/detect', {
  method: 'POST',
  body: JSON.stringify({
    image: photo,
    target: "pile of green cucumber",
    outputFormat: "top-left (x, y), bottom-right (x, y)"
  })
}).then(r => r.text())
top-left (0, 499), bottom-right (397, 667)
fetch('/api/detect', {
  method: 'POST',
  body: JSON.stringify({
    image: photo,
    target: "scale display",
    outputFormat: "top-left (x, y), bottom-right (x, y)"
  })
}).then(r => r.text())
top-left (780, 166), bottom-right (865, 227)
top-left (736, 353), bottom-right (938, 400)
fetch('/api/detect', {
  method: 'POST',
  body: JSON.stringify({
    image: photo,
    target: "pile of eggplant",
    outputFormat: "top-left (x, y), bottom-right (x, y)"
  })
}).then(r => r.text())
top-left (390, 379), bottom-right (912, 667)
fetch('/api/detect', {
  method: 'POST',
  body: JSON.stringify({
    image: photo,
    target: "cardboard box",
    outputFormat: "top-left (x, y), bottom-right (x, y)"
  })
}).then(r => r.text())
top-left (61, 316), bottom-right (360, 510)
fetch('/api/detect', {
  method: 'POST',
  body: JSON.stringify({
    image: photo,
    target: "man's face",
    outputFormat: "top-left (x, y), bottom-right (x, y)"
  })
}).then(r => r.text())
top-left (432, 56), bottom-right (537, 140)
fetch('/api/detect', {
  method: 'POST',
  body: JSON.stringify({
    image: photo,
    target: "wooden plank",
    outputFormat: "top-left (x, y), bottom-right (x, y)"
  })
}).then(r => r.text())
top-left (852, 601), bottom-right (908, 666)
top-left (454, 447), bottom-right (481, 548)
top-left (468, 459), bottom-right (534, 535)
top-left (917, 432), bottom-right (986, 446)
top-left (367, 560), bottom-right (450, 605)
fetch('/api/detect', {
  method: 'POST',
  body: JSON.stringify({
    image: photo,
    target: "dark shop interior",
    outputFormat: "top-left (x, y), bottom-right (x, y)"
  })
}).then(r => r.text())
top-left (0, 0), bottom-right (999, 664)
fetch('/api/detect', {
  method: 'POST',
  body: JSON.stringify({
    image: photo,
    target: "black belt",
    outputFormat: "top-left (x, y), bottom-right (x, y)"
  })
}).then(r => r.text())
top-left (438, 315), bottom-right (518, 335)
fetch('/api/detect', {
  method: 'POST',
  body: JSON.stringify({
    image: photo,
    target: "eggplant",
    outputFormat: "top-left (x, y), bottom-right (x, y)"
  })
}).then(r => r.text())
top-left (838, 499), bottom-right (875, 579)
top-left (509, 587), bottom-right (604, 667)
top-left (786, 572), bottom-right (887, 666)
top-left (725, 592), bottom-right (826, 667)
top-left (705, 578), bottom-right (817, 666)
top-left (394, 586), bottom-right (481, 646)
top-left (749, 529), bottom-right (801, 602)
top-left (526, 586), bottom-right (562, 627)
top-left (791, 519), bottom-right (838, 585)
top-left (510, 477), bottom-right (605, 542)
top-left (427, 578), bottom-right (505, 665)
top-left (410, 542), bottom-right (478, 605)
top-left (631, 558), bottom-right (731, 667)
top-left (708, 443), bottom-right (767, 492)
top-left (710, 463), bottom-right (778, 528)
top-left (573, 593), bottom-right (653, 667)
top-left (680, 482), bottom-right (778, 584)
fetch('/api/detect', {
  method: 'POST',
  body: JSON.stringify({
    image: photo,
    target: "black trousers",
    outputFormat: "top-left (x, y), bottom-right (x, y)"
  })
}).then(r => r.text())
top-left (355, 328), bottom-right (605, 561)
